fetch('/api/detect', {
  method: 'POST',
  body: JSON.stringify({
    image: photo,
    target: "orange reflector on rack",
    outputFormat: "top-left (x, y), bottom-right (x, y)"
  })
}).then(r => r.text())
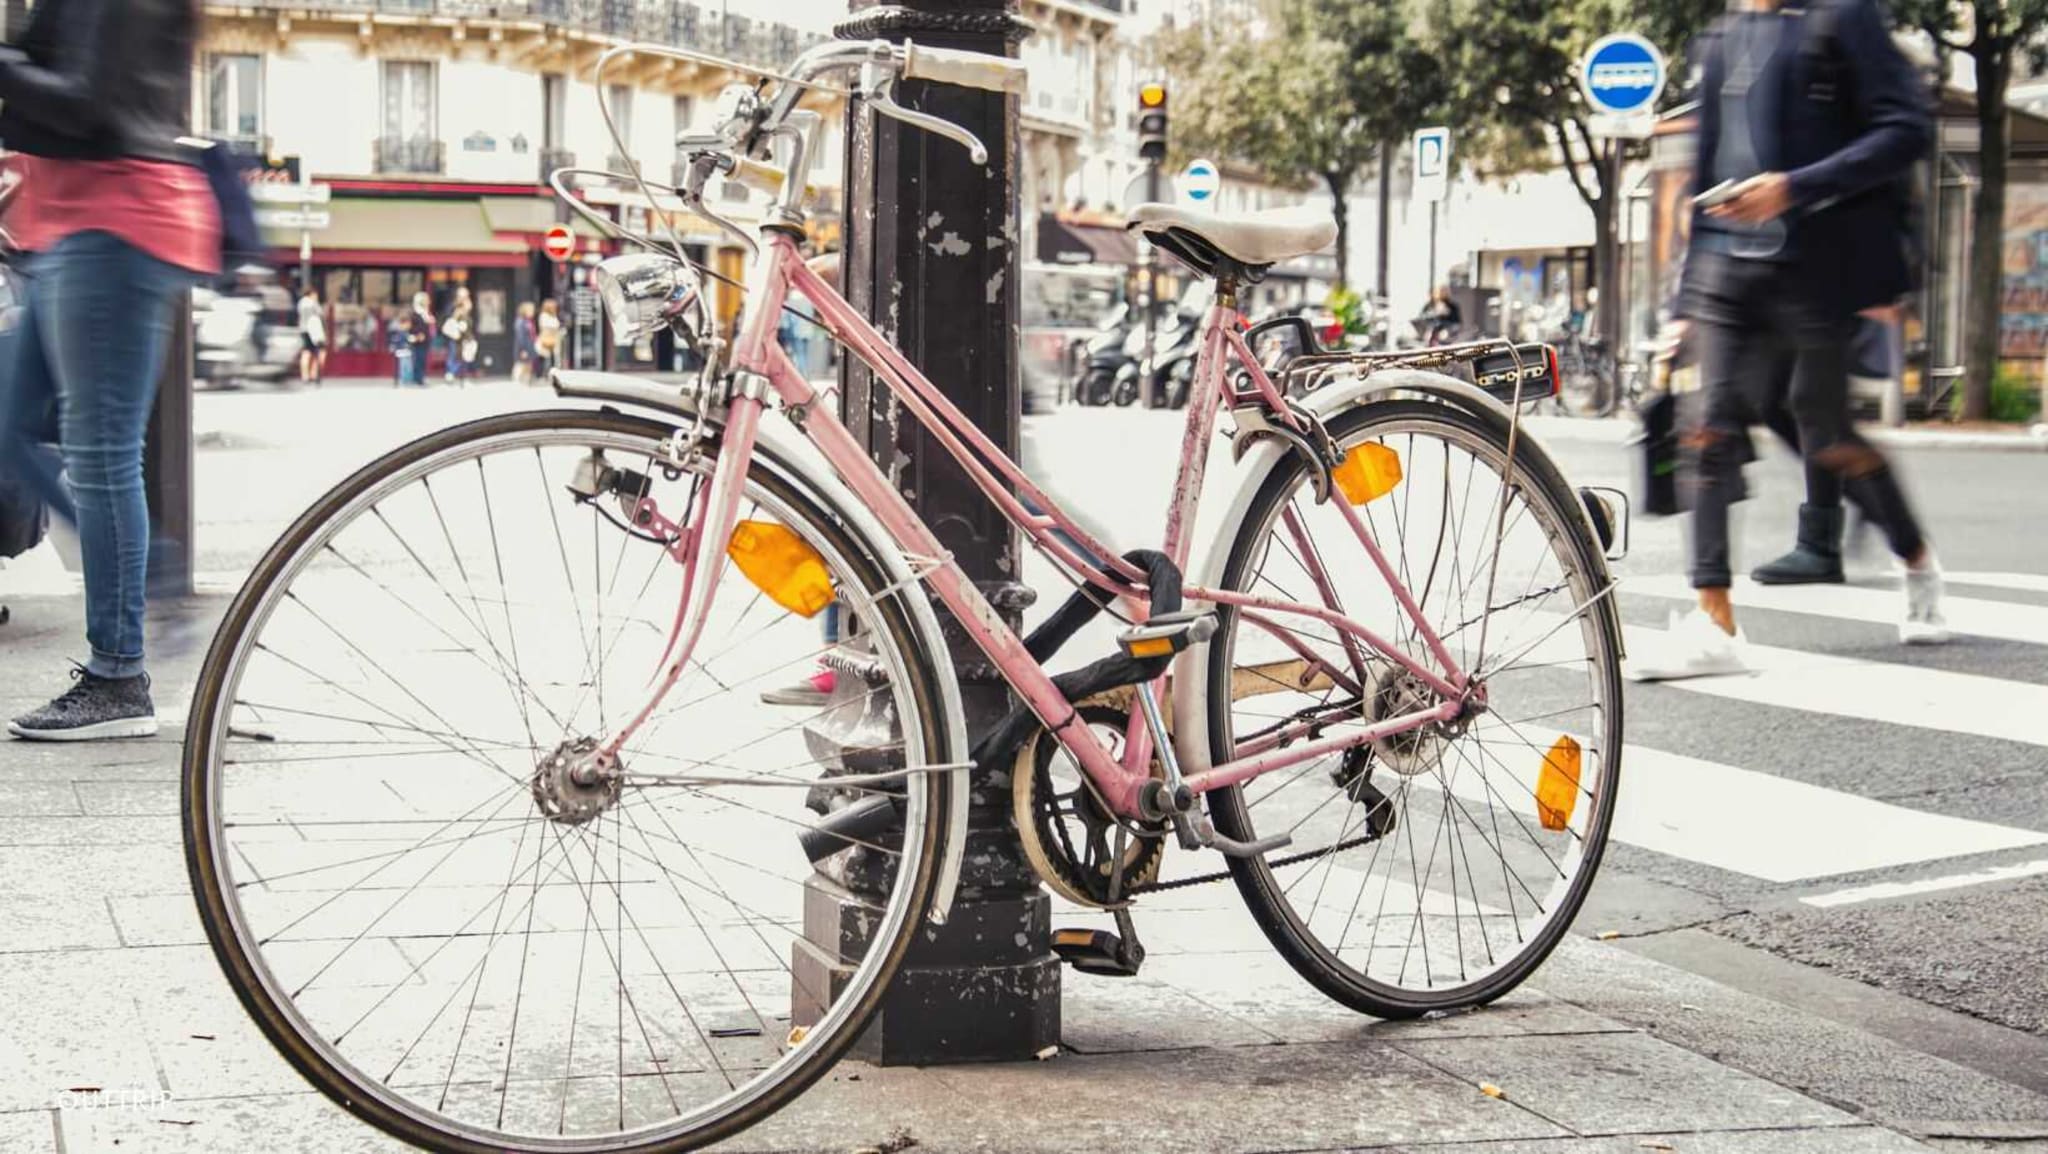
top-left (727, 520), bottom-right (834, 618)
top-left (1535, 735), bottom-right (1582, 832)
top-left (1332, 443), bottom-right (1403, 505)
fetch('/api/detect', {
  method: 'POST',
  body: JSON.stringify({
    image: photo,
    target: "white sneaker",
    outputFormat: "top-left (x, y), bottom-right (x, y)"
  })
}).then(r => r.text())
top-left (1900, 554), bottom-right (1951, 645)
top-left (1626, 609), bottom-right (1751, 682)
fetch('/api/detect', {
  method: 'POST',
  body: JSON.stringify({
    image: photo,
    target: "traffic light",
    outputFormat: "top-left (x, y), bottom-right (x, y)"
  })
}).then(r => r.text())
top-left (1138, 81), bottom-right (1168, 163)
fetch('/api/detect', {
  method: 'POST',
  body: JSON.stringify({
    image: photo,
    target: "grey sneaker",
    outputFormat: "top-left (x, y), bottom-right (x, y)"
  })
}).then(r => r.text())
top-left (8, 667), bottom-right (159, 741)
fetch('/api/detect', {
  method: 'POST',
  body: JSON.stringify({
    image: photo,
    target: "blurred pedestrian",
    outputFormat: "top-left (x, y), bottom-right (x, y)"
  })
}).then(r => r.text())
top-left (0, 0), bottom-right (222, 738)
top-left (1751, 311), bottom-right (1899, 584)
top-left (442, 286), bottom-right (475, 383)
top-left (297, 285), bottom-right (326, 386)
top-left (513, 300), bottom-right (539, 385)
top-left (388, 311), bottom-right (415, 387)
top-left (536, 297), bottom-right (563, 377)
top-left (1631, 0), bottom-right (1944, 683)
top-left (407, 291), bottom-right (434, 386)
top-left (1418, 285), bottom-right (1461, 346)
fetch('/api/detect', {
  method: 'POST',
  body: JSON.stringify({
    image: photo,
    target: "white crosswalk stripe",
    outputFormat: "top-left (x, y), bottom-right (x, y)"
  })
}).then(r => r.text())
top-left (1626, 574), bottom-right (2048, 648)
top-left (1496, 572), bottom-right (2048, 888)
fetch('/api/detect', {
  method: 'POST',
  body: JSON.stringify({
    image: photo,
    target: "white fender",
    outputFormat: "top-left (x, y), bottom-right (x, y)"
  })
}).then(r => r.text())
top-left (551, 372), bottom-right (974, 923)
top-left (1168, 368), bottom-right (1608, 782)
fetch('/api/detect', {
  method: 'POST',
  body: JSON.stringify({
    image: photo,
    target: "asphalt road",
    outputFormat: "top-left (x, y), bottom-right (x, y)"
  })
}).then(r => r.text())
top-left (19, 379), bottom-right (2048, 1103)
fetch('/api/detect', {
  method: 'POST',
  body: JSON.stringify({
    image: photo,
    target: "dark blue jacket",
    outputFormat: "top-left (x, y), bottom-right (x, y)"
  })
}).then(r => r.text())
top-left (1682, 0), bottom-right (1932, 318)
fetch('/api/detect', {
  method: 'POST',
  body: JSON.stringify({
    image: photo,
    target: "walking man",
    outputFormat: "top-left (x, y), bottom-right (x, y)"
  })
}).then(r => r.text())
top-left (1632, 0), bottom-right (1947, 681)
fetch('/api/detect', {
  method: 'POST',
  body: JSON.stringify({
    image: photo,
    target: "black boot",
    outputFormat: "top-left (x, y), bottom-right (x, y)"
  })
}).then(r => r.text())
top-left (1752, 503), bottom-right (1846, 585)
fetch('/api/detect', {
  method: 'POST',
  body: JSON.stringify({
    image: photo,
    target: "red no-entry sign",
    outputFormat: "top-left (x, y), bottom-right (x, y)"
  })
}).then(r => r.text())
top-left (543, 224), bottom-right (575, 262)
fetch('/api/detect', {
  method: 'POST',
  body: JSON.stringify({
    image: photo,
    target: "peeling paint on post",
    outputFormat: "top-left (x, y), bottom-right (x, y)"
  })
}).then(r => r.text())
top-left (793, 0), bottom-right (1057, 1066)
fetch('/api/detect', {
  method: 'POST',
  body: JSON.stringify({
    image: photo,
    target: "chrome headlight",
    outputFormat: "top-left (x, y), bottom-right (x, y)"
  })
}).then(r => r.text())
top-left (710, 83), bottom-right (763, 148)
top-left (593, 252), bottom-right (704, 345)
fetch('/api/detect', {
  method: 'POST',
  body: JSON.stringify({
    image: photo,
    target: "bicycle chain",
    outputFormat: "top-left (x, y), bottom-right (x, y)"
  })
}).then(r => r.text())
top-left (1123, 830), bottom-right (1388, 895)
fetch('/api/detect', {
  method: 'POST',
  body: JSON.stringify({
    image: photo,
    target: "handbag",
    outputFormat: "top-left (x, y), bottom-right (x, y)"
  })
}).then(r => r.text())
top-left (190, 139), bottom-right (264, 274)
top-left (1633, 389), bottom-right (1681, 518)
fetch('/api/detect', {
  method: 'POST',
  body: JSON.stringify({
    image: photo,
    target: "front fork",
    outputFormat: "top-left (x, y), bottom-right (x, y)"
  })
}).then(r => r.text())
top-left (598, 388), bottom-right (767, 763)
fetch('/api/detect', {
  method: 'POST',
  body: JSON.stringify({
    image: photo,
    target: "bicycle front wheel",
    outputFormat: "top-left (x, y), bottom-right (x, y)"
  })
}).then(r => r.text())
top-left (1204, 398), bottom-right (1623, 1018)
top-left (183, 408), bottom-right (956, 1152)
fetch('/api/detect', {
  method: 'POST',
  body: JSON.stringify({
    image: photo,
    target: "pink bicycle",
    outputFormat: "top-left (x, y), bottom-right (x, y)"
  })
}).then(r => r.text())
top-left (184, 37), bottom-right (1625, 1154)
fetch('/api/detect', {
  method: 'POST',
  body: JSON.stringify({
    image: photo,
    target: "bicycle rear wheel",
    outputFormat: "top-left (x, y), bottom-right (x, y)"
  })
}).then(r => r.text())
top-left (1203, 398), bottom-right (1623, 1017)
top-left (183, 408), bottom-right (956, 1152)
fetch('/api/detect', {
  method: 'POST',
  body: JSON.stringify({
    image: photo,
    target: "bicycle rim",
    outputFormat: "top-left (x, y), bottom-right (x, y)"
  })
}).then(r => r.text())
top-left (183, 410), bottom-right (947, 1151)
top-left (1207, 401), bottom-right (1622, 1013)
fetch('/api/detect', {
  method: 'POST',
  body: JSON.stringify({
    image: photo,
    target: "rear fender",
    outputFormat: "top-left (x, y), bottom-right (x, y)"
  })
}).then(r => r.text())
top-left (551, 371), bottom-right (974, 924)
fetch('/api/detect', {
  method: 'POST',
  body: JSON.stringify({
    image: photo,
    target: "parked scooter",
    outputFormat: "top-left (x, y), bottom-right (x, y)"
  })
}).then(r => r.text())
top-left (1110, 281), bottom-right (1212, 408)
top-left (1071, 302), bottom-right (1136, 406)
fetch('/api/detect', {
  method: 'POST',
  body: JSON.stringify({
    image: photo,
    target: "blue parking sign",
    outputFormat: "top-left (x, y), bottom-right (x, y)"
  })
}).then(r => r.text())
top-left (1580, 34), bottom-right (1666, 116)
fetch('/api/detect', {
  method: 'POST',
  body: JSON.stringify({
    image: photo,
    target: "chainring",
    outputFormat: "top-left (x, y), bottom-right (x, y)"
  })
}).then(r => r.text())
top-left (1013, 696), bottom-right (1167, 909)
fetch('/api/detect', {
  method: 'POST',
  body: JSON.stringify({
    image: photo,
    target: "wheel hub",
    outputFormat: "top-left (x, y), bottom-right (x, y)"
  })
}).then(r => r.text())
top-left (532, 737), bottom-right (622, 826)
top-left (1367, 666), bottom-right (1449, 777)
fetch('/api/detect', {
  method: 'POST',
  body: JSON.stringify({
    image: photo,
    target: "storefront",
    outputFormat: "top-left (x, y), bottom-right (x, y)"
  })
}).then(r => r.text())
top-left (265, 181), bottom-right (608, 379)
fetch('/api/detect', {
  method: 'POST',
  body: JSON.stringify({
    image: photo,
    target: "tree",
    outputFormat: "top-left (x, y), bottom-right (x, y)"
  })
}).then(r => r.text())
top-left (1154, 0), bottom-right (1446, 290)
top-left (1432, 0), bottom-right (1720, 344)
top-left (1892, 0), bottom-right (2048, 420)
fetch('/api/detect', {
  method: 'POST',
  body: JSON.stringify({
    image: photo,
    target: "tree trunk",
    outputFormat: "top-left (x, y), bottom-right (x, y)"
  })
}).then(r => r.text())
top-left (1376, 145), bottom-right (1394, 299)
top-left (1963, 41), bottom-right (2009, 422)
top-left (1325, 170), bottom-right (1351, 290)
top-left (1591, 142), bottom-right (1621, 356)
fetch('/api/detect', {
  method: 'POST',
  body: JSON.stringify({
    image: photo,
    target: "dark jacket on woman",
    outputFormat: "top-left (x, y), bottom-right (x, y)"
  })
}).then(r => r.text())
top-left (0, 0), bottom-right (199, 164)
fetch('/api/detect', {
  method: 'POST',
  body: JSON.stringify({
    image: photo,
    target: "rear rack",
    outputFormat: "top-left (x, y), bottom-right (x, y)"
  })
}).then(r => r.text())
top-left (1267, 333), bottom-right (1561, 407)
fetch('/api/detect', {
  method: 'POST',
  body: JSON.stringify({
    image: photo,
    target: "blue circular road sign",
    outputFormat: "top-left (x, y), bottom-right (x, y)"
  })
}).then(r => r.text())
top-left (1580, 34), bottom-right (1666, 116)
top-left (1181, 158), bottom-right (1220, 204)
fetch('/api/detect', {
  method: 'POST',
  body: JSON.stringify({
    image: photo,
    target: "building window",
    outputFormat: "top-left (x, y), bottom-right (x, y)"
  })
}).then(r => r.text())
top-left (205, 54), bottom-right (262, 146)
top-left (606, 84), bottom-right (635, 166)
top-left (673, 94), bottom-right (694, 138)
top-left (380, 60), bottom-right (439, 173)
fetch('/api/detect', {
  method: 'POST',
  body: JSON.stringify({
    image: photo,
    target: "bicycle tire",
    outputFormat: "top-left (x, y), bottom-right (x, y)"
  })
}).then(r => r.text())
top-left (183, 408), bottom-right (958, 1153)
top-left (1204, 399), bottom-right (1624, 1019)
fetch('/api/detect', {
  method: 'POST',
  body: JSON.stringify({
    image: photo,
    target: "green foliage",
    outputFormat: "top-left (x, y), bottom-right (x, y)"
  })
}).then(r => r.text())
top-left (1326, 285), bottom-right (1369, 334)
top-left (1152, 0), bottom-right (1447, 188)
top-left (1430, 0), bottom-right (1720, 194)
top-left (1982, 365), bottom-right (2045, 423)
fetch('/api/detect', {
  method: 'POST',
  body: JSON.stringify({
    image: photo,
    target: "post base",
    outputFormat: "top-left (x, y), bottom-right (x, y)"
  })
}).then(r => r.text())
top-left (792, 875), bottom-right (1058, 1065)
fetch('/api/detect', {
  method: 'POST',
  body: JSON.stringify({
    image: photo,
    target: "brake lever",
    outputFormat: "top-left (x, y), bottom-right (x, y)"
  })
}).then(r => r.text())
top-left (868, 79), bottom-right (989, 165)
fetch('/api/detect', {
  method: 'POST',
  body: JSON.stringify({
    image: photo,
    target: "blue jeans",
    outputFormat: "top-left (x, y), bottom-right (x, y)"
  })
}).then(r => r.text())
top-left (0, 231), bottom-right (197, 679)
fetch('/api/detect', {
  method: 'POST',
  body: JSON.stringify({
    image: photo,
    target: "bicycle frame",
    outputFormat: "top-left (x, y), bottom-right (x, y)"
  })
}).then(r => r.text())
top-left (604, 230), bottom-right (1476, 821)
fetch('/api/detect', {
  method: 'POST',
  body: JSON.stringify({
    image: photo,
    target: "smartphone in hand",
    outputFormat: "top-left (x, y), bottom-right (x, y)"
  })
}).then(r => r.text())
top-left (1694, 179), bottom-right (1742, 208)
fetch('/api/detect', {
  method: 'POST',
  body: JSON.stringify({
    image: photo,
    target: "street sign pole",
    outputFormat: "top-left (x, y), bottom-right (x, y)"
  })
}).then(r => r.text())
top-left (1579, 33), bottom-right (1667, 377)
top-left (1412, 127), bottom-right (1451, 294)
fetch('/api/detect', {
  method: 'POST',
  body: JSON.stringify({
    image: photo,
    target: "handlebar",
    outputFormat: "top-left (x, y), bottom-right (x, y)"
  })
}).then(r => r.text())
top-left (902, 42), bottom-right (1030, 94)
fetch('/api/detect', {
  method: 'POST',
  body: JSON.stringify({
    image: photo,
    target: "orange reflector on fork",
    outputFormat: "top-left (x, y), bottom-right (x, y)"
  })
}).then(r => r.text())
top-left (1332, 443), bottom-right (1403, 505)
top-left (1536, 735), bottom-right (1582, 832)
top-left (727, 520), bottom-right (835, 617)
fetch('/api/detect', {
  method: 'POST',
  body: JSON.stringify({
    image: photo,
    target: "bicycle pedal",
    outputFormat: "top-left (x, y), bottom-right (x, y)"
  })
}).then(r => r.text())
top-left (1051, 928), bottom-right (1145, 977)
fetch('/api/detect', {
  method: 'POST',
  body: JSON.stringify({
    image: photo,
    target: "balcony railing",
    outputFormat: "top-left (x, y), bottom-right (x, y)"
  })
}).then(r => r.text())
top-left (214, 0), bottom-right (824, 69)
top-left (375, 136), bottom-right (446, 175)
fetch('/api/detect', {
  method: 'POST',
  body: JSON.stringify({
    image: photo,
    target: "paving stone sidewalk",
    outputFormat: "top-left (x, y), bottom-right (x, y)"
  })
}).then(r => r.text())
top-left (0, 591), bottom-right (2028, 1154)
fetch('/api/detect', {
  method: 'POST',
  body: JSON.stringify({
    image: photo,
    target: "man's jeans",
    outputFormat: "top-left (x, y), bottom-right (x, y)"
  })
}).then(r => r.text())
top-left (1684, 251), bottom-right (1923, 589)
top-left (0, 231), bottom-right (197, 679)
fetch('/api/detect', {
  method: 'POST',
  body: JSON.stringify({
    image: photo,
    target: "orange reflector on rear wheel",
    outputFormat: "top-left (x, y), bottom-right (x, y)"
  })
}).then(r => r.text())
top-left (1332, 443), bottom-right (1403, 504)
top-left (1535, 735), bottom-right (1581, 832)
top-left (727, 520), bottom-right (834, 618)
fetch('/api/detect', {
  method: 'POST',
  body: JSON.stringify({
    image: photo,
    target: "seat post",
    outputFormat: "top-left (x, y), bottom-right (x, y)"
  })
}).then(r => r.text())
top-left (1215, 269), bottom-right (1239, 311)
